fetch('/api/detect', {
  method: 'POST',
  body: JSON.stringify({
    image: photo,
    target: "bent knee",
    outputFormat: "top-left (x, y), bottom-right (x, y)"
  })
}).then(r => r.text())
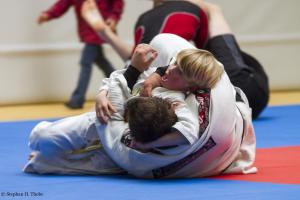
top-left (29, 122), bottom-right (66, 157)
top-left (29, 122), bottom-right (50, 150)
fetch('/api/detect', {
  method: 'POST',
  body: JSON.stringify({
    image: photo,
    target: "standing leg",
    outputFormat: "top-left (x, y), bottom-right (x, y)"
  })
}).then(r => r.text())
top-left (204, 2), bottom-right (269, 118)
top-left (94, 45), bottom-right (115, 77)
top-left (66, 44), bottom-right (98, 109)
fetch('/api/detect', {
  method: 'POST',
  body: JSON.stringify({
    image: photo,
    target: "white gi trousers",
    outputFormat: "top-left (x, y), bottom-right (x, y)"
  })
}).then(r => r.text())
top-left (23, 112), bottom-right (123, 174)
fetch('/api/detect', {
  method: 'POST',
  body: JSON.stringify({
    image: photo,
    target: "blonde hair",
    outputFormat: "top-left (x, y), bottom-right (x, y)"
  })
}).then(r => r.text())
top-left (176, 49), bottom-right (224, 89)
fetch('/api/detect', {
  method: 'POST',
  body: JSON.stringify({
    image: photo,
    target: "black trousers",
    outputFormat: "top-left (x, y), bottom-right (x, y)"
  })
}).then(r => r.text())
top-left (205, 34), bottom-right (269, 118)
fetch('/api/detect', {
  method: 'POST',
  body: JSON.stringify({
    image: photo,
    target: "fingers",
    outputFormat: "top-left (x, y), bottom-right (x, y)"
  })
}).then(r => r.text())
top-left (37, 13), bottom-right (48, 24)
top-left (96, 104), bottom-right (107, 123)
top-left (140, 73), bottom-right (161, 96)
top-left (146, 50), bottom-right (158, 63)
top-left (131, 44), bottom-right (157, 72)
top-left (107, 101), bottom-right (117, 113)
top-left (140, 84), bottom-right (152, 97)
top-left (95, 101), bottom-right (117, 124)
top-left (136, 44), bottom-right (156, 57)
top-left (96, 106), bottom-right (110, 124)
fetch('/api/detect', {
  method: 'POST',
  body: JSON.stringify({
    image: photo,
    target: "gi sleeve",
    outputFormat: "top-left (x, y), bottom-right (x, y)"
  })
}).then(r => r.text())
top-left (152, 88), bottom-right (199, 145)
top-left (123, 65), bottom-right (141, 90)
top-left (172, 103), bottom-right (199, 145)
top-left (108, 0), bottom-right (124, 21)
top-left (44, 0), bottom-right (73, 19)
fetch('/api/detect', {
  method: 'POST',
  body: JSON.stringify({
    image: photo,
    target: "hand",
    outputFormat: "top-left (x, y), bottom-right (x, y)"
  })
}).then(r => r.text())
top-left (37, 13), bottom-right (49, 24)
top-left (131, 44), bottom-right (158, 72)
top-left (105, 18), bottom-right (117, 33)
top-left (140, 73), bottom-right (162, 97)
top-left (95, 90), bottom-right (117, 123)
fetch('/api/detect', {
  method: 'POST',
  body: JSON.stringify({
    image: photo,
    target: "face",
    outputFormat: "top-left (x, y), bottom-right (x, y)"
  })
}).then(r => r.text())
top-left (160, 59), bottom-right (190, 91)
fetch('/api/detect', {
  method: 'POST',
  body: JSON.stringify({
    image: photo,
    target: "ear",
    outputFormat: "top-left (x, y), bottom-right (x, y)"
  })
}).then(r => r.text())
top-left (171, 101), bottom-right (181, 110)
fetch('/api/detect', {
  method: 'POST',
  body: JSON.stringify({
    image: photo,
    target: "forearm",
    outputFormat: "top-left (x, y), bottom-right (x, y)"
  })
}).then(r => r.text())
top-left (99, 28), bottom-right (133, 61)
top-left (140, 72), bottom-right (162, 97)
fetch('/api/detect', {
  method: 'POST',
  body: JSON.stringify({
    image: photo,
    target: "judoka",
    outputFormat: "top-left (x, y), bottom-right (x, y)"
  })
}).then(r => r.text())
top-left (23, 43), bottom-right (201, 174)
top-left (96, 33), bottom-right (257, 178)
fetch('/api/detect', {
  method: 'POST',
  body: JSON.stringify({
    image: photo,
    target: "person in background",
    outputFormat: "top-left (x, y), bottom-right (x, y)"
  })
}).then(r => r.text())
top-left (80, 0), bottom-right (208, 61)
top-left (37, 0), bottom-right (124, 109)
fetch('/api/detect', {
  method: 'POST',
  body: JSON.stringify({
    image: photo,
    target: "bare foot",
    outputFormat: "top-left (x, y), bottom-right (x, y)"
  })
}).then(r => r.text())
top-left (81, 0), bottom-right (106, 32)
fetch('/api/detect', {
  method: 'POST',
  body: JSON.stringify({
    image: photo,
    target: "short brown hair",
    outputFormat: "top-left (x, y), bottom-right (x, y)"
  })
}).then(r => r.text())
top-left (125, 97), bottom-right (177, 143)
top-left (176, 49), bottom-right (224, 89)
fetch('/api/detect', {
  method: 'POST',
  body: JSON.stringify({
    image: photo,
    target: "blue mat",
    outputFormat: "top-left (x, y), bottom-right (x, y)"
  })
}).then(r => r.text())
top-left (0, 105), bottom-right (299, 200)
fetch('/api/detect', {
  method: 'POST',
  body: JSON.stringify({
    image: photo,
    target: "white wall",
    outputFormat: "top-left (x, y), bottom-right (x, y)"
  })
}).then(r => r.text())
top-left (0, 0), bottom-right (299, 105)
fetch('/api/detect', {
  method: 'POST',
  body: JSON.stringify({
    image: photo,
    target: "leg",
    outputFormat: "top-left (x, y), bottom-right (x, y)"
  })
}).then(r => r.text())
top-left (66, 44), bottom-right (98, 108)
top-left (204, 3), bottom-right (269, 118)
top-left (24, 112), bottom-right (124, 175)
top-left (29, 112), bottom-right (99, 158)
top-left (204, 3), bottom-right (249, 78)
top-left (81, 0), bottom-right (106, 32)
top-left (24, 150), bottom-right (123, 175)
top-left (81, 0), bottom-right (132, 60)
top-left (94, 45), bottom-right (115, 77)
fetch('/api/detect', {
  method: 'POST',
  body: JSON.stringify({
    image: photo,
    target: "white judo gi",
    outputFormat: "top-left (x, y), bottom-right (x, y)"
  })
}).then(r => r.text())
top-left (23, 67), bottom-right (199, 174)
top-left (96, 34), bottom-right (257, 178)
top-left (24, 33), bottom-right (256, 178)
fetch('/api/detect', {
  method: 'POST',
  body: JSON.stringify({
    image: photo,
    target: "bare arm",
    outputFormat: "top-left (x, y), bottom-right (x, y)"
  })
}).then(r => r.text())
top-left (99, 27), bottom-right (133, 61)
top-left (81, 0), bottom-right (132, 61)
top-left (140, 73), bottom-right (162, 97)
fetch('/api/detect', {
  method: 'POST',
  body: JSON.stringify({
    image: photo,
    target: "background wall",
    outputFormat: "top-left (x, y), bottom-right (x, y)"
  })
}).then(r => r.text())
top-left (0, 0), bottom-right (299, 105)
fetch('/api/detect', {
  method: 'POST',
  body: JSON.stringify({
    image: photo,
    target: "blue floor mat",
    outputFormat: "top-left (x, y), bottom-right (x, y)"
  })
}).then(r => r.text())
top-left (0, 105), bottom-right (299, 200)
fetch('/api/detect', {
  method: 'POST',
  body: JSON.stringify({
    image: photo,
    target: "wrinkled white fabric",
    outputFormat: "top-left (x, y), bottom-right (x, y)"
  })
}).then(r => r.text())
top-left (97, 34), bottom-right (256, 178)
